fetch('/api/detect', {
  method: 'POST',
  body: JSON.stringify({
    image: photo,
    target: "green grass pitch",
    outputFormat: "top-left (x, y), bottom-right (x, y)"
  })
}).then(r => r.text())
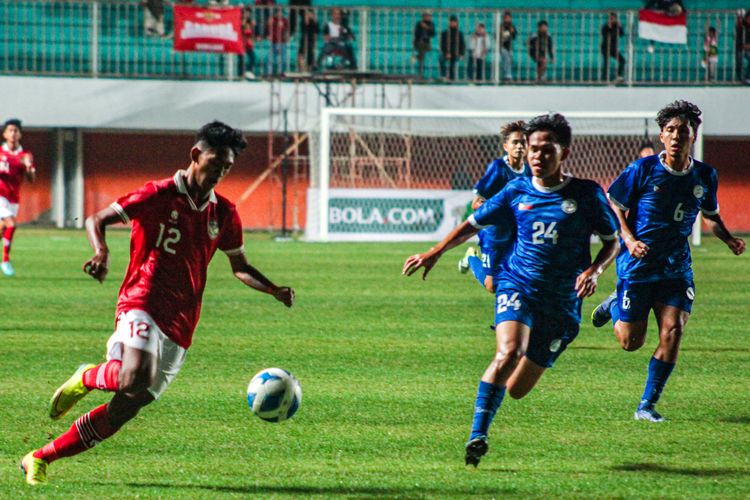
top-left (1, 229), bottom-right (749, 498)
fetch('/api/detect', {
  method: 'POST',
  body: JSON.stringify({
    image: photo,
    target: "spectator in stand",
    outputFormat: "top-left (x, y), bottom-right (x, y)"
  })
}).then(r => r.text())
top-left (469, 23), bottom-right (490, 81)
top-left (702, 26), bottom-right (718, 82)
top-left (735, 10), bottom-right (750, 84)
top-left (143, 0), bottom-right (165, 37)
top-left (267, 8), bottom-right (289, 75)
top-left (499, 11), bottom-right (517, 81)
top-left (638, 140), bottom-right (656, 158)
top-left (254, 0), bottom-right (275, 39)
top-left (289, 0), bottom-right (311, 36)
top-left (319, 8), bottom-right (356, 70)
top-left (297, 9), bottom-right (318, 72)
top-left (601, 12), bottom-right (626, 82)
top-left (644, 0), bottom-right (685, 15)
top-left (240, 10), bottom-right (256, 79)
top-left (413, 11), bottom-right (436, 79)
top-left (440, 15), bottom-right (466, 81)
top-left (528, 20), bottom-right (553, 82)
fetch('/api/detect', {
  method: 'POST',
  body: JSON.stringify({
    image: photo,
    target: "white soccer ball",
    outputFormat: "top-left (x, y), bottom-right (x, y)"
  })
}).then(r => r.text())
top-left (246, 368), bottom-right (302, 422)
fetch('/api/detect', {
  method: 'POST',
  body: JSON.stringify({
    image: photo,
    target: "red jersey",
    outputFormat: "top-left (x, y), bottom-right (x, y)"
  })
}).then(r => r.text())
top-left (0, 143), bottom-right (33, 204)
top-left (267, 16), bottom-right (289, 43)
top-left (111, 171), bottom-right (244, 348)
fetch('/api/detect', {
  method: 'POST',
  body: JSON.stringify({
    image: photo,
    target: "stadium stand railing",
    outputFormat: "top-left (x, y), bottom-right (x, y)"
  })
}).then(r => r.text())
top-left (1, 0), bottom-right (747, 85)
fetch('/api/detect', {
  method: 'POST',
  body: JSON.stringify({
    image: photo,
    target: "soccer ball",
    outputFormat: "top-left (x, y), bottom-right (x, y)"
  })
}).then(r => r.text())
top-left (246, 368), bottom-right (302, 422)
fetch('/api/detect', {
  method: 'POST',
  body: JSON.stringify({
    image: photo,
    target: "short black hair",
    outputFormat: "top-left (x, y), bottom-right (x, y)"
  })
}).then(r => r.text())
top-left (656, 100), bottom-right (702, 134)
top-left (501, 120), bottom-right (526, 143)
top-left (524, 113), bottom-right (572, 148)
top-left (538, 20), bottom-right (548, 27)
top-left (639, 140), bottom-right (655, 152)
top-left (196, 121), bottom-right (247, 156)
top-left (3, 118), bottom-right (22, 134)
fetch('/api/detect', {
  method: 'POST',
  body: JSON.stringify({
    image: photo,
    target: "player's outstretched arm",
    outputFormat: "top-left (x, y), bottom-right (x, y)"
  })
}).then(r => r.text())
top-left (704, 213), bottom-right (746, 256)
top-left (228, 253), bottom-right (295, 307)
top-left (610, 204), bottom-right (649, 259)
top-left (83, 206), bottom-right (121, 283)
top-left (402, 220), bottom-right (479, 280)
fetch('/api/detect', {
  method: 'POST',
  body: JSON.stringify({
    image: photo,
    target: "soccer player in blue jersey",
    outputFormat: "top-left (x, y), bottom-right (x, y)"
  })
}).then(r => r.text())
top-left (458, 120), bottom-right (530, 293)
top-left (403, 113), bottom-right (620, 467)
top-left (591, 100), bottom-right (745, 422)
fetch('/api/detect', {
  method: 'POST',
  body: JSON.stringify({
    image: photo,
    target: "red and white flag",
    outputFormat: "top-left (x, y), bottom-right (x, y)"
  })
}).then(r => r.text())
top-left (173, 5), bottom-right (243, 54)
top-left (638, 9), bottom-right (687, 44)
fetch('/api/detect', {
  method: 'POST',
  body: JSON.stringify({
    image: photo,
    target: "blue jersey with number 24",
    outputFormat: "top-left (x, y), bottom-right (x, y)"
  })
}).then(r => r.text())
top-left (608, 153), bottom-right (719, 283)
top-left (470, 175), bottom-right (619, 323)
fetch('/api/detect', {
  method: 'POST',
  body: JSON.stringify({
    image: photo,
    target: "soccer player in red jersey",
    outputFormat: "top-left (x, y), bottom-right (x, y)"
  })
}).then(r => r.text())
top-left (21, 121), bottom-right (295, 485)
top-left (0, 118), bottom-right (36, 276)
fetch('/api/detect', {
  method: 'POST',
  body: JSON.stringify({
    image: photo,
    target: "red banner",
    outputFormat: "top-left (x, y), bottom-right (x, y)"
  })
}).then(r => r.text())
top-left (173, 5), bottom-right (243, 54)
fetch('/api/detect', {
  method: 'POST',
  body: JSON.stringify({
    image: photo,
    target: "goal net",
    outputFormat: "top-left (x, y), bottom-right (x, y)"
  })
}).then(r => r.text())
top-left (306, 108), bottom-right (703, 243)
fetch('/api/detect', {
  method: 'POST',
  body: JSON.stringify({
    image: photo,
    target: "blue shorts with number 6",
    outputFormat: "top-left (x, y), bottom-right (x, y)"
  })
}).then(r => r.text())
top-left (494, 284), bottom-right (580, 368)
top-left (615, 278), bottom-right (695, 323)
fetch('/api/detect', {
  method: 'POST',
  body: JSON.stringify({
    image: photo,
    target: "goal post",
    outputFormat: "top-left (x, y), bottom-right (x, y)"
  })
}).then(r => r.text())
top-left (307, 107), bottom-right (703, 244)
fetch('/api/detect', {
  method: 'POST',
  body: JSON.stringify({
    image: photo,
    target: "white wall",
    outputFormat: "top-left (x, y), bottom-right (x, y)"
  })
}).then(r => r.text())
top-left (1, 75), bottom-right (748, 136)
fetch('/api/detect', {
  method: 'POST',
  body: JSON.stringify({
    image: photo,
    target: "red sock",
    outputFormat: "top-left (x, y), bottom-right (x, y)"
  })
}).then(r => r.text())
top-left (2, 226), bottom-right (15, 262)
top-left (82, 360), bottom-right (121, 391)
top-left (33, 404), bottom-right (120, 463)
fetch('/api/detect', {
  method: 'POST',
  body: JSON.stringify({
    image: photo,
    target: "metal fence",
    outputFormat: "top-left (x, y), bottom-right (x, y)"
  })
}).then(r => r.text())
top-left (1, 0), bottom-right (748, 85)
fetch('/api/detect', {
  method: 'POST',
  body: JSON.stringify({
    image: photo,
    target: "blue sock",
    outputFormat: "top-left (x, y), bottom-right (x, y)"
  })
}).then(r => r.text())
top-left (468, 256), bottom-right (487, 288)
top-left (470, 381), bottom-right (506, 440)
top-left (609, 299), bottom-right (620, 325)
top-left (638, 356), bottom-right (675, 409)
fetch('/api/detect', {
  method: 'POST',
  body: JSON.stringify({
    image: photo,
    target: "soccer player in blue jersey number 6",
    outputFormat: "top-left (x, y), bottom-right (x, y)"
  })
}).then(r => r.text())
top-left (403, 113), bottom-right (620, 467)
top-left (458, 120), bottom-right (530, 293)
top-left (591, 100), bottom-right (745, 423)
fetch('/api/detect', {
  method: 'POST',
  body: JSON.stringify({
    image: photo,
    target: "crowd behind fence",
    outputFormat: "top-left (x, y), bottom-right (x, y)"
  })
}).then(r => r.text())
top-left (2, 0), bottom-right (750, 85)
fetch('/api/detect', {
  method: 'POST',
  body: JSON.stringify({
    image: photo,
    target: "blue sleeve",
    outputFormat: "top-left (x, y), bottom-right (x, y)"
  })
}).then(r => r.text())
top-left (590, 185), bottom-right (619, 239)
top-left (473, 161), bottom-right (501, 200)
top-left (607, 163), bottom-right (641, 211)
top-left (701, 168), bottom-right (719, 215)
top-left (470, 186), bottom-right (512, 228)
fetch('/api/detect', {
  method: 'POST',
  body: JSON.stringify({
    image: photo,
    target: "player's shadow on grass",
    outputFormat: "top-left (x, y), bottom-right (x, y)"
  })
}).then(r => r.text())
top-left (123, 482), bottom-right (516, 497)
top-left (611, 463), bottom-right (748, 477)
top-left (719, 415), bottom-right (750, 424)
top-left (682, 346), bottom-right (750, 353)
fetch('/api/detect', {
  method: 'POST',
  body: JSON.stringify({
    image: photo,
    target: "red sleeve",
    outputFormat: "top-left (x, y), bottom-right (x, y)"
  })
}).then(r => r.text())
top-left (219, 206), bottom-right (244, 256)
top-left (110, 182), bottom-right (159, 224)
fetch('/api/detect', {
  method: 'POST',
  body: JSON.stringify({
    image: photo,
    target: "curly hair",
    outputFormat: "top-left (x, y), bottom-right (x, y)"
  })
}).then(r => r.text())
top-left (500, 120), bottom-right (526, 143)
top-left (524, 113), bottom-right (572, 148)
top-left (656, 100), bottom-right (702, 134)
top-left (196, 121), bottom-right (248, 156)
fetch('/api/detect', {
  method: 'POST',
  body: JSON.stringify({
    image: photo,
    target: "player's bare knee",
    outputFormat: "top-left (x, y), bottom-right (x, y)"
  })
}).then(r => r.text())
top-left (508, 384), bottom-right (531, 400)
top-left (484, 277), bottom-right (495, 293)
top-left (621, 334), bottom-right (645, 351)
top-left (118, 367), bottom-right (155, 394)
top-left (108, 392), bottom-right (154, 427)
top-left (660, 324), bottom-right (684, 347)
top-left (493, 347), bottom-right (523, 370)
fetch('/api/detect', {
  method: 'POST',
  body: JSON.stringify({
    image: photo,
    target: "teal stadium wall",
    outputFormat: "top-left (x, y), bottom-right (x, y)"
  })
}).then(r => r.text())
top-left (316, 1), bottom-right (748, 8)
top-left (2, 1), bottom-right (749, 82)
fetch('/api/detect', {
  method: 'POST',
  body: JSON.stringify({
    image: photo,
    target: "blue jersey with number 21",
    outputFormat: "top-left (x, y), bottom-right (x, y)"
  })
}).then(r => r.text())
top-left (470, 175), bottom-right (619, 323)
top-left (608, 153), bottom-right (719, 283)
top-left (473, 156), bottom-right (531, 250)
